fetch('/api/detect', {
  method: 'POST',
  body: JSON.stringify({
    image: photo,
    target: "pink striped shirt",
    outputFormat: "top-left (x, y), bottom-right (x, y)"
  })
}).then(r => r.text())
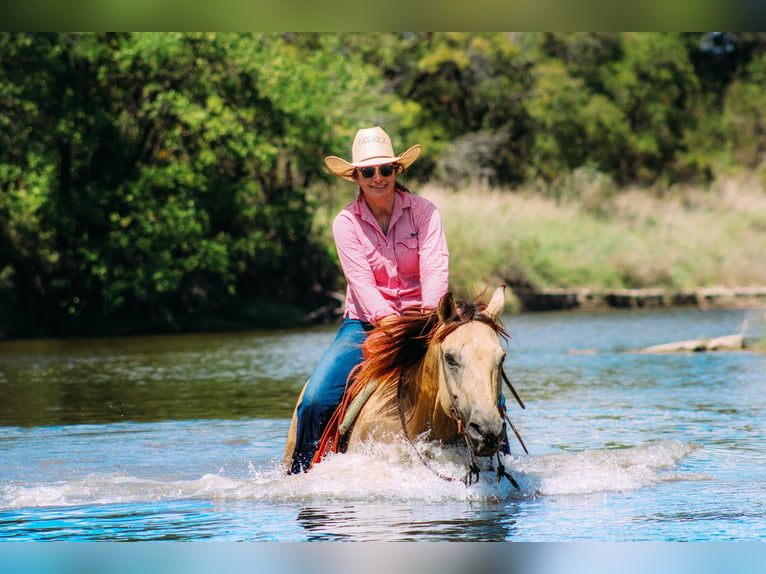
top-left (333, 189), bottom-right (450, 324)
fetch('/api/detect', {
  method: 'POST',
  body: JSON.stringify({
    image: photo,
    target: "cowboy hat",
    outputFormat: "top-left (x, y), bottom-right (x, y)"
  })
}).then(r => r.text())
top-left (324, 126), bottom-right (421, 182)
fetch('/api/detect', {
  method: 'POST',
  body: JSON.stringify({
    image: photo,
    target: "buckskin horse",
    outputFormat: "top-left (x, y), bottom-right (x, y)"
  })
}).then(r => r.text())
top-left (284, 286), bottom-right (526, 486)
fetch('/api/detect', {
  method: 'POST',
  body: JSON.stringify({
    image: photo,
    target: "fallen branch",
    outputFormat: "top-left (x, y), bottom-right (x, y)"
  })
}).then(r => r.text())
top-left (634, 334), bottom-right (746, 354)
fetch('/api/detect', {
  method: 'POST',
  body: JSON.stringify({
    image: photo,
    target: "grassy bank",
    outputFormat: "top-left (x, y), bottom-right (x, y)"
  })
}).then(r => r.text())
top-left (422, 173), bottom-right (766, 304)
top-left (313, 172), bottom-right (766, 310)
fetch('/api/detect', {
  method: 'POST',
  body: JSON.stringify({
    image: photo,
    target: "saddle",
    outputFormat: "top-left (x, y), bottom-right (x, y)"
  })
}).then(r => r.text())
top-left (312, 379), bottom-right (379, 465)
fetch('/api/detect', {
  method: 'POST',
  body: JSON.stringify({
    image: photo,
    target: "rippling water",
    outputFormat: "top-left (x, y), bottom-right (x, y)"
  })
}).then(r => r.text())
top-left (1, 307), bottom-right (765, 542)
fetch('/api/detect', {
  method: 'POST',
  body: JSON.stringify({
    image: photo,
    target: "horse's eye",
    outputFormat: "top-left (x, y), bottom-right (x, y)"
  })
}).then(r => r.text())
top-left (444, 353), bottom-right (458, 368)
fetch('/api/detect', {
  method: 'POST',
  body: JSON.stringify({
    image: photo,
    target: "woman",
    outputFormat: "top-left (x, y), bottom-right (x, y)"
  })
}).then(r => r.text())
top-left (288, 126), bottom-right (450, 474)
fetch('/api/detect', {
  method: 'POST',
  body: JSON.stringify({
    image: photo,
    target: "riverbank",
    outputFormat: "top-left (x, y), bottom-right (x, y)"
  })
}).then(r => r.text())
top-left (415, 173), bottom-right (766, 311)
top-left (510, 286), bottom-right (766, 311)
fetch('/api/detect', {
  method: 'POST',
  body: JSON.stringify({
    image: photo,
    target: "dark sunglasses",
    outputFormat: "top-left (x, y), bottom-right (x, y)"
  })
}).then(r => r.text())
top-left (357, 164), bottom-right (397, 179)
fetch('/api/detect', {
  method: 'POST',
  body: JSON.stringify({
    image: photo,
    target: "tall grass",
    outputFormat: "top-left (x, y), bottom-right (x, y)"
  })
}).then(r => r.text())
top-left (312, 173), bottom-right (766, 304)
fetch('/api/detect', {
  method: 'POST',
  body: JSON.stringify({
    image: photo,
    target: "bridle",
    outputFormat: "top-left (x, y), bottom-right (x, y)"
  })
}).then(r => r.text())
top-left (395, 342), bottom-right (524, 488)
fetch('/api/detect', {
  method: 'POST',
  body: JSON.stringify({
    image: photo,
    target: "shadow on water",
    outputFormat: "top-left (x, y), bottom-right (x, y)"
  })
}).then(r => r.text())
top-left (0, 327), bottom-right (335, 427)
top-left (0, 500), bottom-right (224, 541)
top-left (296, 500), bottom-right (520, 541)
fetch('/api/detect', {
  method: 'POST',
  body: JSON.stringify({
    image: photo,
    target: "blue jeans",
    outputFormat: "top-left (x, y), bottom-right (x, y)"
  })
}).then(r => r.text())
top-left (289, 318), bottom-right (372, 473)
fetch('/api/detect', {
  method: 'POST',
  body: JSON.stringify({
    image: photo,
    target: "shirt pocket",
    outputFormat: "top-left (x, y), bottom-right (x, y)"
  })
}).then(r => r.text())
top-left (395, 235), bottom-right (420, 280)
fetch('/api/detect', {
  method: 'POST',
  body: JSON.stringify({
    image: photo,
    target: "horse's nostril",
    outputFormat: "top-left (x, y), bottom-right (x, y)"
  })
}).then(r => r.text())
top-left (468, 422), bottom-right (492, 443)
top-left (468, 421), bottom-right (498, 436)
top-left (466, 420), bottom-right (502, 453)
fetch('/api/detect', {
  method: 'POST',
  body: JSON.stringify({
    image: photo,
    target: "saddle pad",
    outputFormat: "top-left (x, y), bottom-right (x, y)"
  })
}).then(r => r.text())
top-left (338, 380), bottom-right (379, 436)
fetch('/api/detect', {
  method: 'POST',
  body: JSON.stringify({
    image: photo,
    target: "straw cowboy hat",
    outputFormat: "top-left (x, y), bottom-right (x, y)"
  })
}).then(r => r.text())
top-left (324, 126), bottom-right (421, 182)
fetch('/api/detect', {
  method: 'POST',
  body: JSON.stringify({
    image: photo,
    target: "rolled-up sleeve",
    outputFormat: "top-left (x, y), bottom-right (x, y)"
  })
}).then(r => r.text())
top-left (413, 198), bottom-right (450, 308)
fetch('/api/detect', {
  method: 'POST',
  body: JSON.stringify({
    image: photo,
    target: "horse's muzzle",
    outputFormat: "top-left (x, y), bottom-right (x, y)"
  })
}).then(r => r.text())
top-left (465, 418), bottom-right (504, 457)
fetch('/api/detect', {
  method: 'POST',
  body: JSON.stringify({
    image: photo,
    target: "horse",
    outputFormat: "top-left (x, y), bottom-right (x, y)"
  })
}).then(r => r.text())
top-left (283, 285), bottom-right (525, 485)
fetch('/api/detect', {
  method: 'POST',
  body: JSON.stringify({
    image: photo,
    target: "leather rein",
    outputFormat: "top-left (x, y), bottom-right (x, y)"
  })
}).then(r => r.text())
top-left (395, 354), bottom-right (523, 488)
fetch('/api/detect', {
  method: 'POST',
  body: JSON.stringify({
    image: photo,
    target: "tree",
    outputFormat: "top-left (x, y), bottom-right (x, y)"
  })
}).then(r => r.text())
top-left (0, 33), bottom-right (392, 337)
top-left (722, 52), bottom-right (766, 168)
top-left (604, 33), bottom-right (701, 184)
top-left (526, 58), bottom-right (630, 193)
top-left (337, 32), bottom-right (535, 183)
top-left (528, 33), bottom-right (704, 187)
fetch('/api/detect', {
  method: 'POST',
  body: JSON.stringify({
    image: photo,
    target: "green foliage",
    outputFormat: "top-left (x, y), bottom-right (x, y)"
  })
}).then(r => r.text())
top-left (425, 178), bottom-right (766, 300)
top-left (527, 59), bottom-right (631, 194)
top-left (529, 33), bottom-right (706, 188)
top-left (341, 32), bottom-right (535, 183)
top-left (722, 52), bottom-right (766, 168)
top-left (0, 32), bottom-right (386, 337)
top-left (607, 33), bottom-right (702, 183)
top-left (2, 32), bottom-right (766, 338)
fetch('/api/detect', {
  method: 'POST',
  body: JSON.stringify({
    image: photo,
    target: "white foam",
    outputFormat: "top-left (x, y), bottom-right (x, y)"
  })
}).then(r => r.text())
top-left (513, 439), bottom-right (708, 495)
top-left (1, 472), bottom-right (243, 510)
top-left (1, 439), bottom-right (705, 510)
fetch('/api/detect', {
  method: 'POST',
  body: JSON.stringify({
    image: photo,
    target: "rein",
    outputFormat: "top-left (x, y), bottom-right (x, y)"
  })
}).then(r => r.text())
top-left (502, 370), bottom-right (529, 455)
top-left (396, 356), bottom-right (520, 488)
top-left (396, 369), bottom-right (461, 483)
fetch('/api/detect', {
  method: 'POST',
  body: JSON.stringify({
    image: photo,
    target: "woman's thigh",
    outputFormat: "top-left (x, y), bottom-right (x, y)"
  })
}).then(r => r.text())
top-left (300, 319), bottom-right (369, 407)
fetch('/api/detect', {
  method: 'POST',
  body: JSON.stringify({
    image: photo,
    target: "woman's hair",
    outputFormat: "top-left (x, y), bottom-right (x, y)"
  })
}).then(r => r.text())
top-left (395, 163), bottom-right (412, 193)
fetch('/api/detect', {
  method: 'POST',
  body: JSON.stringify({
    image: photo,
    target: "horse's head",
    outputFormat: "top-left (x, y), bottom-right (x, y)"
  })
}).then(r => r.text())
top-left (434, 286), bottom-right (508, 457)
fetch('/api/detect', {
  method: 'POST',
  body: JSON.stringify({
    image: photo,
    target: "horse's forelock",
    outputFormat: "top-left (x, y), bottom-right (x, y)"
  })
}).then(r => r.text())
top-left (435, 298), bottom-right (508, 342)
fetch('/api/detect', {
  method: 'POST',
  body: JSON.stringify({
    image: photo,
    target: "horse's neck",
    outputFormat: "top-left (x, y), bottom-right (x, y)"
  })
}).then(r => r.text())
top-left (404, 343), bottom-right (459, 440)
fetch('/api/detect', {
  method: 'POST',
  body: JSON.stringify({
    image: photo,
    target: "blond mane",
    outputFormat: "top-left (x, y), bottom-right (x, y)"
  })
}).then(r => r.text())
top-left (352, 299), bottom-right (507, 396)
top-left (313, 294), bottom-right (509, 459)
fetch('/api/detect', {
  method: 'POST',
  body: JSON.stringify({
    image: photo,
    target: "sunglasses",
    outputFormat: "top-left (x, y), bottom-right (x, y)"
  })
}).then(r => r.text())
top-left (357, 164), bottom-right (397, 179)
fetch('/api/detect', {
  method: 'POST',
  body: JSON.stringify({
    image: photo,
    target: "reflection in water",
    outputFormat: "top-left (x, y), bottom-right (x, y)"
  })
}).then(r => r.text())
top-left (296, 501), bottom-right (518, 542)
top-left (2, 500), bottom-right (224, 541)
top-left (0, 326), bottom-right (335, 427)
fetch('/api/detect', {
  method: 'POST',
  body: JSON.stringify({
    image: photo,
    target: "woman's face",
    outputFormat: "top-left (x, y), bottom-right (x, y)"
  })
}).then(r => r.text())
top-left (355, 163), bottom-right (398, 201)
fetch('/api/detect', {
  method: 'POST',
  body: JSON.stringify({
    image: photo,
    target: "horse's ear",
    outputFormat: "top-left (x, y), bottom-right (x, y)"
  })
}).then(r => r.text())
top-left (484, 285), bottom-right (506, 322)
top-left (437, 292), bottom-right (458, 323)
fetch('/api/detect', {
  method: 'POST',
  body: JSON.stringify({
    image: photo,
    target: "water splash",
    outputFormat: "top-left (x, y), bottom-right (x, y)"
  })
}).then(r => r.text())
top-left (514, 439), bottom-right (709, 495)
top-left (1, 439), bottom-right (704, 510)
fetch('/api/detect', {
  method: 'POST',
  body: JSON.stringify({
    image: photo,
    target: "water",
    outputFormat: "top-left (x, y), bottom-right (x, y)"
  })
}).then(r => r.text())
top-left (1, 307), bottom-right (765, 542)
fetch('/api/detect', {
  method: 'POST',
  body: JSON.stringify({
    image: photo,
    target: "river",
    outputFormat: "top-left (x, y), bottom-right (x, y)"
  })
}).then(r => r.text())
top-left (1, 306), bottom-right (765, 545)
